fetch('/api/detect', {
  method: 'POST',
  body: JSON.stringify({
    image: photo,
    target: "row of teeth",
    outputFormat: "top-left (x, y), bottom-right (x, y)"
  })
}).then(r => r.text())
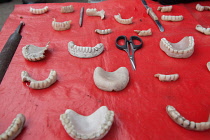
top-left (114, 14), bottom-right (133, 25)
top-left (52, 19), bottom-right (71, 31)
top-left (60, 110), bottom-right (114, 139)
top-left (69, 42), bottom-right (104, 53)
top-left (30, 6), bottom-right (48, 14)
top-left (0, 114), bottom-right (25, 140)
top-left (161, 37), bottom-right (194, 54)
top-left (167, 106), bottom-right (210, 131)
top-left (154, 74), bottom-right (179, 82)
top-left (21, 70), bottom-right (57, 89)
top-left (61, 5), bottom-right (74, 13)
top-left (161, 15), bottom-right (183, 21)
top-left (95, 29), bottom-right (112, 35)
top-left (86, 8), bottom-right (105, 19)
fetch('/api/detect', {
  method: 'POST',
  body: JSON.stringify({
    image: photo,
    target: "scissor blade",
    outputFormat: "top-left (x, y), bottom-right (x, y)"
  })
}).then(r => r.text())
top-left (129, 56), bottom-right (136, 70)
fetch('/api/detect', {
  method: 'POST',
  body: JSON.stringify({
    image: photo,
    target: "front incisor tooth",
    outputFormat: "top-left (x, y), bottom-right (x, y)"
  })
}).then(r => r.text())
top-left (178, 50), bottom-right (184, 54)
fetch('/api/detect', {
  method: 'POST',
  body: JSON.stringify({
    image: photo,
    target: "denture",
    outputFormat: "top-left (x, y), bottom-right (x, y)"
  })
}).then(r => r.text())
top-left (160, 36), bottom-right (194, 58)
top-left (166, 105), bottom-right (210, 131)
top-left (22, 42), bottom-right (50, 61)
top-left (60, 106), bottom-right (114, 140)
top-left (68, 41), bottom-right (104, 58)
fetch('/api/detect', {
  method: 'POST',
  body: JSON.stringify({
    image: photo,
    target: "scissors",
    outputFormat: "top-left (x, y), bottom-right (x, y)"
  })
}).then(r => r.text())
top-left (115, 35), bottom-right (143, 70)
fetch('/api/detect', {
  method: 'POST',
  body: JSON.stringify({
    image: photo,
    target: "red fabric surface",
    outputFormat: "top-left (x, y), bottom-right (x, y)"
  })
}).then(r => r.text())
top-left (0, 0), bottom-right (210, 139)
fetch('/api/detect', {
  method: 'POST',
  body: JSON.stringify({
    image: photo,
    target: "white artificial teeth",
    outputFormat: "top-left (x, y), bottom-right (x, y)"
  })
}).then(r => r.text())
top-left (60, 106), bottom-right (114, 140)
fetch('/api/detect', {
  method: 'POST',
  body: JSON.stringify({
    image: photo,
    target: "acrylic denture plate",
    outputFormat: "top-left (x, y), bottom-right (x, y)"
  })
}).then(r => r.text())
top-left (61, 5), bottom-right (74, 13)
top-left (52, 18), bottom-right (71, 31)
top-left (154, 74), bottom-right (179, 82)
top-left (86, 8), bottom-right (105, 19)
top-left (21, 70), bottom-right (57, 89)
top-left (134, 29), bottom-right (152, 36)
top-left (161, 15), bottom-right (183, 22)
top-left (166, 105), bottom-right (210, 131)
top-left (195, 25), bottom-right (210, 35)
top-left (114, 13), bottom-right (133, 25)
top-left (60, 106), bottom-right (114, 140)
top-left (157, 6), bottom-right (172, 12)
top-left (22, 42), bottom-right (50, 61)
top-left (93, 67), bottom-right (129, 91)
top-left (30, 6), bottom-right (48, 14)
top-left (95, 29), bottom-right (112, 35)
top-left (0, 114), bottom-right (25, 140)
top-left (68, 41), bottom-right (104, 58)
top-left (160, 36), bottom-right (194, 58)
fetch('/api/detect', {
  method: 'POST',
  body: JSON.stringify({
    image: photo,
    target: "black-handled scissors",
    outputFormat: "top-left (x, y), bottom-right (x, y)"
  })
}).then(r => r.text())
top-left (116, 35), bottom-right (143, 70)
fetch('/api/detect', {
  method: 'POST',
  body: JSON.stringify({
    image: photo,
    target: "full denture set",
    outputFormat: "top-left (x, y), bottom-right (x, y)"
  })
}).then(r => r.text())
top-left (2, 2), bottom-right (210, 140)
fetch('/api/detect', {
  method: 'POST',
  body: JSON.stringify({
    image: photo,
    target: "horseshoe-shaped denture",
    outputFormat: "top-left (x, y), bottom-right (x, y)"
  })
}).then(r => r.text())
top-left (60, 106), bottom-right (114, 140)
top-left (93, 67), bottom-right (129, 92)
top-left (134, 29), bottom-right (152, 36)
top-left (52, 18), bottom-right (71, 31)
top-left (0, 114), bottom-right (26, 140)
top-left (166, 105), bottom-right (210, 131)
top-left (22, 42), bottom-right (50, 61)
top-left (68, 41), bottom-right (104, 58)
top-left (195, 25), bottom-right (210, 35)
top-left (114, 13), bottom-right (133, 25)
top-left (30, 6), bottom-right (48, 14)
top-left (86, 8), bottom-right (105, 19)
top-left (61, 5), bottom-right (74, 13)
top-left (157, 5), bottom-right (172, 12)
top-left (161, 15), bottom-right (183, 22)
top-left (196, 4), bottom-right (210, 11)
top-left (95, 29), bottom-right (112, 35)
top-left (154, 74), bottom-right (179, 82)
top-left (160, 36), bottom-right (194, 58)
top-left (21, 70), bottom-right (57, 89)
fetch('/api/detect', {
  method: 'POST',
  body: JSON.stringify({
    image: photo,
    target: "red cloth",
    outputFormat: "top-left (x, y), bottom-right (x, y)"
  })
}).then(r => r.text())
top-left (0, 0), bottom-right (210, 139)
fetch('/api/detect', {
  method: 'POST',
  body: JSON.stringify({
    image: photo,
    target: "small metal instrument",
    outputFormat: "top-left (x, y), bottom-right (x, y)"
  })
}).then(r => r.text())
top-left (79, 7), bottom-right (84, 27)
top-left (141, 0), bottom-right (164, 32)
top-left (115, 36), bottom-right (143, 70)
top-left (0, 21), bottom-right (24, 84)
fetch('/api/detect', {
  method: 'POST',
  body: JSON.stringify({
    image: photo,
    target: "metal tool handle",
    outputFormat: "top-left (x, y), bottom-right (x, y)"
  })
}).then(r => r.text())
top-left (79, 7), bottom-right (84, 27)
top-left (147, 8), bottom-right (158, 21)
top-left (0, 22), bottom-right (24, 84)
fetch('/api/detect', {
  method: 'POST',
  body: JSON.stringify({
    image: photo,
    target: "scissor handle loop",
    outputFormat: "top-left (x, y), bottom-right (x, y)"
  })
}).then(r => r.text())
top-left (130, 36), bottom-right (143, 50)
top-left (115, 35), bottom-right (128, 50)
